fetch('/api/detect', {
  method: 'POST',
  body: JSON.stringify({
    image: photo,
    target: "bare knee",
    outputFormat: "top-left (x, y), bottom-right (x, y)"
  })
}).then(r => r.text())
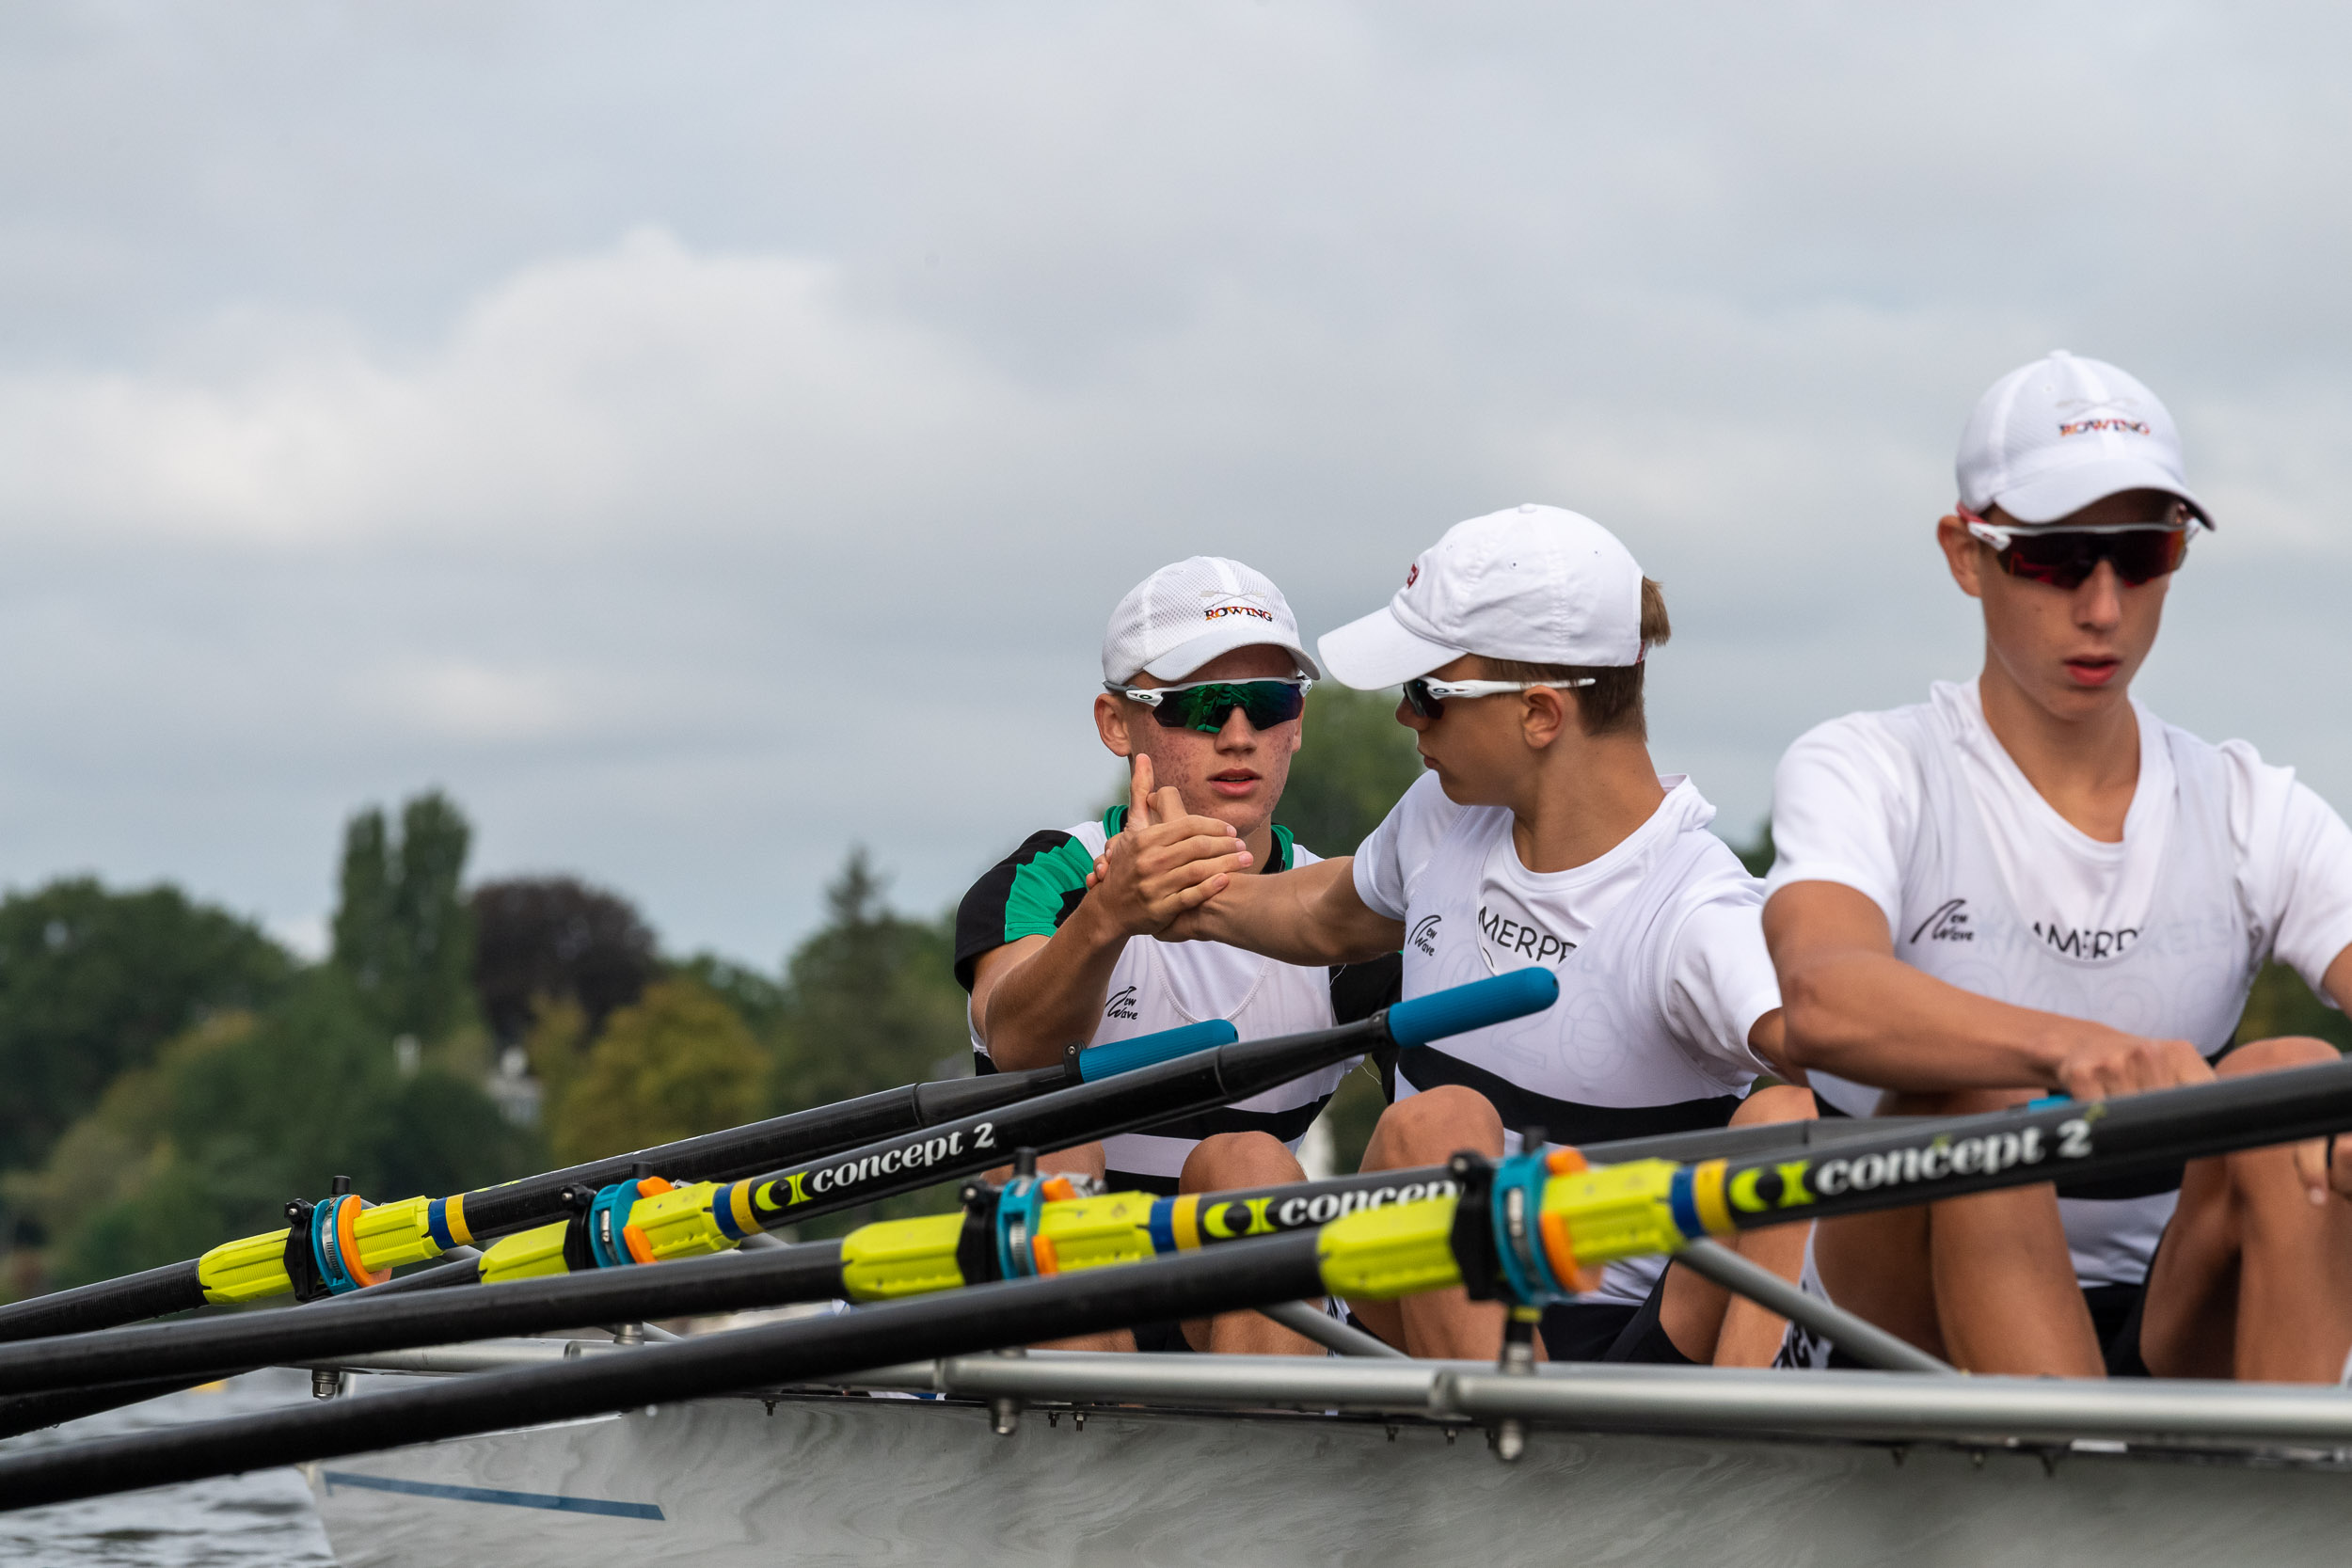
top-left (1731, 1084), bottom-right (1819, 1128)
top-left (1179, 1132), bottom-right (1303, 1194)
top-left (2219, 1036), bottom-right (2339, 1078)
top-left (1361, 1086), bottom-right (1502, 1171)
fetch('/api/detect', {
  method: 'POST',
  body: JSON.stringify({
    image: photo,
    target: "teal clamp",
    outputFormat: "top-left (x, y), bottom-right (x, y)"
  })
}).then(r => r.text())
top-left (993, 1175), bottom-right (1049, 1280)
top-left (1486, 1151), bottom-right (1571, 1307)
top-left (309, 1195), bottom-right (370, 1295)
top-left (585, 1180), bottom-right (643, 1270)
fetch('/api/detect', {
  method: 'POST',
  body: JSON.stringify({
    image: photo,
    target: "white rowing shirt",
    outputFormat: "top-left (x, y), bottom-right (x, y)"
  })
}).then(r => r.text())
top-left (955, 809), bottom-right (1358, 1192)
top-left (1356, 771), bottom-right (1779, 1307)
top-left (1769, 679), bottom-right (2352, 1286)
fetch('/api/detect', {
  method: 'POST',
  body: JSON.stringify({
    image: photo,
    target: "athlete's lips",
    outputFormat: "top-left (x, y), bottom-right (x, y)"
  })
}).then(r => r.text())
top-left (2064, 657), bottom-right (2122, 688)
top-left (1205, 769), bottom-right (1261, 798)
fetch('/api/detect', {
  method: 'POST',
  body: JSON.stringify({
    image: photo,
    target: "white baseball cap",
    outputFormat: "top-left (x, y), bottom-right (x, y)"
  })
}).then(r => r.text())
top-left (1101, 557), bottom-right (1319, 685)
top-left (1956, 351), bottom-right (2212, 529)
top-left (1316, 504), bottom-right (1645, 689)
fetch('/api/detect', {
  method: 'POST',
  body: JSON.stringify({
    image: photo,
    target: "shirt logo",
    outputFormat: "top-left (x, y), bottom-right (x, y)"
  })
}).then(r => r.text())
top-left (1478, 904), bottom-right (1575, 965)
top-left (2033, 923), bottom-right (2138, 960)
top-left (1910, 898), bottom-right (1975, 943)
top-left (1405, 563), bottom-right (1420, 588)
top-left (1104, 985), bottom-right (1141, 1021)
top-left (1406, 914), bottom-right (1441, 956)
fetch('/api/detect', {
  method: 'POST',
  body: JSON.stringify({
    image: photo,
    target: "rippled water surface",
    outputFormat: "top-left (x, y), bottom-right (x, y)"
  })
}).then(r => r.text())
top-left (0, 1371), bottom-right (335, 1567)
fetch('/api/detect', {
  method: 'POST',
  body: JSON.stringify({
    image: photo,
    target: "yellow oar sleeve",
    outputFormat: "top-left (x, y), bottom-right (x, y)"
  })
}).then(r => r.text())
top-left (197, 1228), bottom-right (295, 1305)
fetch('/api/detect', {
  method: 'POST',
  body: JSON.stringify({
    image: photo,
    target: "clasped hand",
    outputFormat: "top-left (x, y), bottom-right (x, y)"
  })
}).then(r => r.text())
top-left (1082, 754), bottom-right (1251, 938)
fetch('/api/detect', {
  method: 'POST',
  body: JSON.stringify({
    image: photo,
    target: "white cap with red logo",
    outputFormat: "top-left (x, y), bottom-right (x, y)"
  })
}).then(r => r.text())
top-left (1101, 557), bottom-right (1318, 685)
top-left (1956, 351), bottom-right (2212, 529)
top-left (1316, 504), bottom-right (1645, 689)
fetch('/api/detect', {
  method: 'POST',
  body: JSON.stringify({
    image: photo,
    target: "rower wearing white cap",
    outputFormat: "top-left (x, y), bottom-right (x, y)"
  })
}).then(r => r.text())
top-left (1153, 506), bottom-right (1813, 1366)
top-left (954, 556), bottom-right (1392, 1355)
top-left (1766, 351), bottom-right (2352, 1379)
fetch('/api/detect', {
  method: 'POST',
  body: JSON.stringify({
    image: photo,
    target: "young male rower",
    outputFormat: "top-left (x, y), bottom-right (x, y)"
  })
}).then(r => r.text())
top-left (1766, 351), bottom-right (2352, 1380)
top-left (955, 556), bottom-right (1394, 1355)
top-left (1152, 505), bottom-right (1813, 1366)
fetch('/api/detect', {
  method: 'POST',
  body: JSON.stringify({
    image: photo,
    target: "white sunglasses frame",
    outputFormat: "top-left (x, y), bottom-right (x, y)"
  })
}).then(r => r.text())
top-left (1407, 676), bottom-right (1597, 704)
top-left (1103, 675), bottom-right (1316, 708)
top-left (1957, 499), bottom-right (2203, 553)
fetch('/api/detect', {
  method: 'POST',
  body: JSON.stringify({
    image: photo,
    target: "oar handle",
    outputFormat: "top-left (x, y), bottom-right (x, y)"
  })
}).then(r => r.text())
top-left (1073, 1020), bottom-right (1238, 1084)
top-left (1384, 967), bottom-right (1559, 1048)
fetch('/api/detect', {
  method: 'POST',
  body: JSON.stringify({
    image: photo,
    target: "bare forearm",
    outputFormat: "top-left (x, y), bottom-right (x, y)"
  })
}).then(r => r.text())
top-left (980, 900), bottom-right (1131, 1070)
top-left (1779, 947), bottom-right (2076, 1091)
top-left (1185, 857), bottom-right (1402, 966)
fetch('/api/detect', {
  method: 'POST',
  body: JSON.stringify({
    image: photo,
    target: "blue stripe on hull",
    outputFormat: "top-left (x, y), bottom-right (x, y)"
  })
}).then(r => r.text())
top-left (321, 1469), bottom-right (664, 1520)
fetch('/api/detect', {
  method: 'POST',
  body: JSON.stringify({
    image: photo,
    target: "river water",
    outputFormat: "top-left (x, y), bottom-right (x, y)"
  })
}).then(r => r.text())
top-left (0, 1371), bottom-right (336, 1567)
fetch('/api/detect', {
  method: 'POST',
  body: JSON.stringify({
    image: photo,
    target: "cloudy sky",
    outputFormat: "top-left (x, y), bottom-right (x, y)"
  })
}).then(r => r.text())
top-left (1, 2), bottom-right (2347, 965)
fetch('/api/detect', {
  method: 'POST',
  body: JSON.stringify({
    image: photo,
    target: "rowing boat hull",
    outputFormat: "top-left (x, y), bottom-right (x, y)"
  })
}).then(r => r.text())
top-left (306, 1376), bottom-right (2352, 1566)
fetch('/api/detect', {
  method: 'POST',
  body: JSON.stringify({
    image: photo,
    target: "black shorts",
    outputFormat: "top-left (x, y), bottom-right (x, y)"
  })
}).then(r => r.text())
top-left (1131, 1319), bottom-right (1197, 1354)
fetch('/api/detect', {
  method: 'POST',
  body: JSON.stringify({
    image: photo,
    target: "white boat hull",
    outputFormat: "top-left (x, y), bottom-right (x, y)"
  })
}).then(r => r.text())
top-left (307, 1374), bottom-right (2352, 1567)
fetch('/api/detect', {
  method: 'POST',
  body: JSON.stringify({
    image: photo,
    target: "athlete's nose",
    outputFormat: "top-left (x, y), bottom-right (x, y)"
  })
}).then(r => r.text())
top-left (2074, 558), bottom-right (2124, 631)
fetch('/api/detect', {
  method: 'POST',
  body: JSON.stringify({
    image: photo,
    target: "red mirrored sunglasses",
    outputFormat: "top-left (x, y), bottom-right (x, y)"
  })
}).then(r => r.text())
top-left (1958, 502), bottom-right (2197, 591)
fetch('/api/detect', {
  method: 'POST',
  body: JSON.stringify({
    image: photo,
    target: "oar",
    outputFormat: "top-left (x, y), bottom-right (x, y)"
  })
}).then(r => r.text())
top-left (13, 1056), bottom-right (2352, 1513)
top-left (0, 973), bottom-right (1553, 1418)
top-left (3, 1059), bottom-right (2336, 1405)
top-left (468, 969), bottom-right (1562, 1281)
top-left (0, 1232), bottom-right (1337, 1513)
top-left (0, 1018), bottom-right (1241, 1343)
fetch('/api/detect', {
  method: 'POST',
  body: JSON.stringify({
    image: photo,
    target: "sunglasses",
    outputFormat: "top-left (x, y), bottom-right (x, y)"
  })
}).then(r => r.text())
top-left (1960, 503), bottom-right (2197, 591)
top-left (1107, 677), bottom-right (1312, 733)
top-left (1400, 675), bottom-right (1596, 721)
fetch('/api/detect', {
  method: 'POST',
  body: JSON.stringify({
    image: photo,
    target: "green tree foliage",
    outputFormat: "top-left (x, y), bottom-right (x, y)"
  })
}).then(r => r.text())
top-left (0, 879), bottom-right (294, 1177)
top-left (769, 849), bottom-right (971, 1115)
top-left (17, 969), bottom-right (533, 1287)
top-left (334, 791), bottom-right (477, 1042)
top-left (2235, 963), bottom-right (2352, 1053)
top-left (470, 877), bottom-right (657, 1045)
top-left (542, 978), bottom-right (768, 1165)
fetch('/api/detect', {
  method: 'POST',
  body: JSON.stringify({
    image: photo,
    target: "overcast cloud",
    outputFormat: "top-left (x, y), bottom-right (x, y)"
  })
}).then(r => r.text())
top-left (0, 2), bottom-right (2346, 963)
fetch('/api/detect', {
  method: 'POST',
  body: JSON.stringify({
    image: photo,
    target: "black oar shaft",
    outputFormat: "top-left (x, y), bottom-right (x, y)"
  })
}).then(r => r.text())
top-left (739, 1022), bottom-right (1388, 1231)
top-left (0, 1244), bottom-right (848, 1401)
top-left (0, 1235), bottom-right (1327, 1513)
top-left (0, 1066), bottom-right (1074, 1347)
top-left (1706, 1059), bottom-right (2352, 1232)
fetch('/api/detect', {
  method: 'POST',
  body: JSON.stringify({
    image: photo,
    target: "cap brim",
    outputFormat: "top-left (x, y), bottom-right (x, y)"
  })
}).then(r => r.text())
top-left (1997, 459), bottom-right (2214, 530)
top-left (1315, 607), bottom-right (1464, 689)
top-left (1138, 626), bottom-right (1320, 683)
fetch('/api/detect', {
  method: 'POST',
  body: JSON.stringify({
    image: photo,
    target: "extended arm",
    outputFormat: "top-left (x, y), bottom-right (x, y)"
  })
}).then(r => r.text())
top-left (1178, 854), bottom-right (1404, 967)
top-left (1766, 879), bottom-right (2208, 1099)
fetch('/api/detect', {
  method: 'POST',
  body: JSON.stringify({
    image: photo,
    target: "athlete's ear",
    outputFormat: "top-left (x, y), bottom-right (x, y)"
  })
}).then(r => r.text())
top-left (1936, 515), bottom-right (1985, 601)
top-left (1519, 686), bottom-right (1567, 750)
top-left (1094, 692), bottom-right (1136, 758)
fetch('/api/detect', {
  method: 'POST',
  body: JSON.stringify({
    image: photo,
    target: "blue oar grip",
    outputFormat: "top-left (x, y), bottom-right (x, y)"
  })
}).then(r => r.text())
top-left (1386, 968), bottom-right (1560, 1049)
top-left (1074, 1019), bottom-right (1239, 1083)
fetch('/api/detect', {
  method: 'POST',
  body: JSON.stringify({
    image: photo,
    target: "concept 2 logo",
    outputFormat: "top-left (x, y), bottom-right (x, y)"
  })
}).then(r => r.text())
top-left (1407, 915), bottom-right (1442, 956)
top-left (1731, 1110), bottom-right (2100, 1213)
top-left (1909, 899), bottom-right (1974, 943)
top-left (761, 1121), bottom-right (1001, 1212)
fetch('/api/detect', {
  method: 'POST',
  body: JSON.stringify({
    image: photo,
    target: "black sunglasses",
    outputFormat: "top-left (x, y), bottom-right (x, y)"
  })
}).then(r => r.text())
top-left (1107, 677), bottom-right (1311, 733)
